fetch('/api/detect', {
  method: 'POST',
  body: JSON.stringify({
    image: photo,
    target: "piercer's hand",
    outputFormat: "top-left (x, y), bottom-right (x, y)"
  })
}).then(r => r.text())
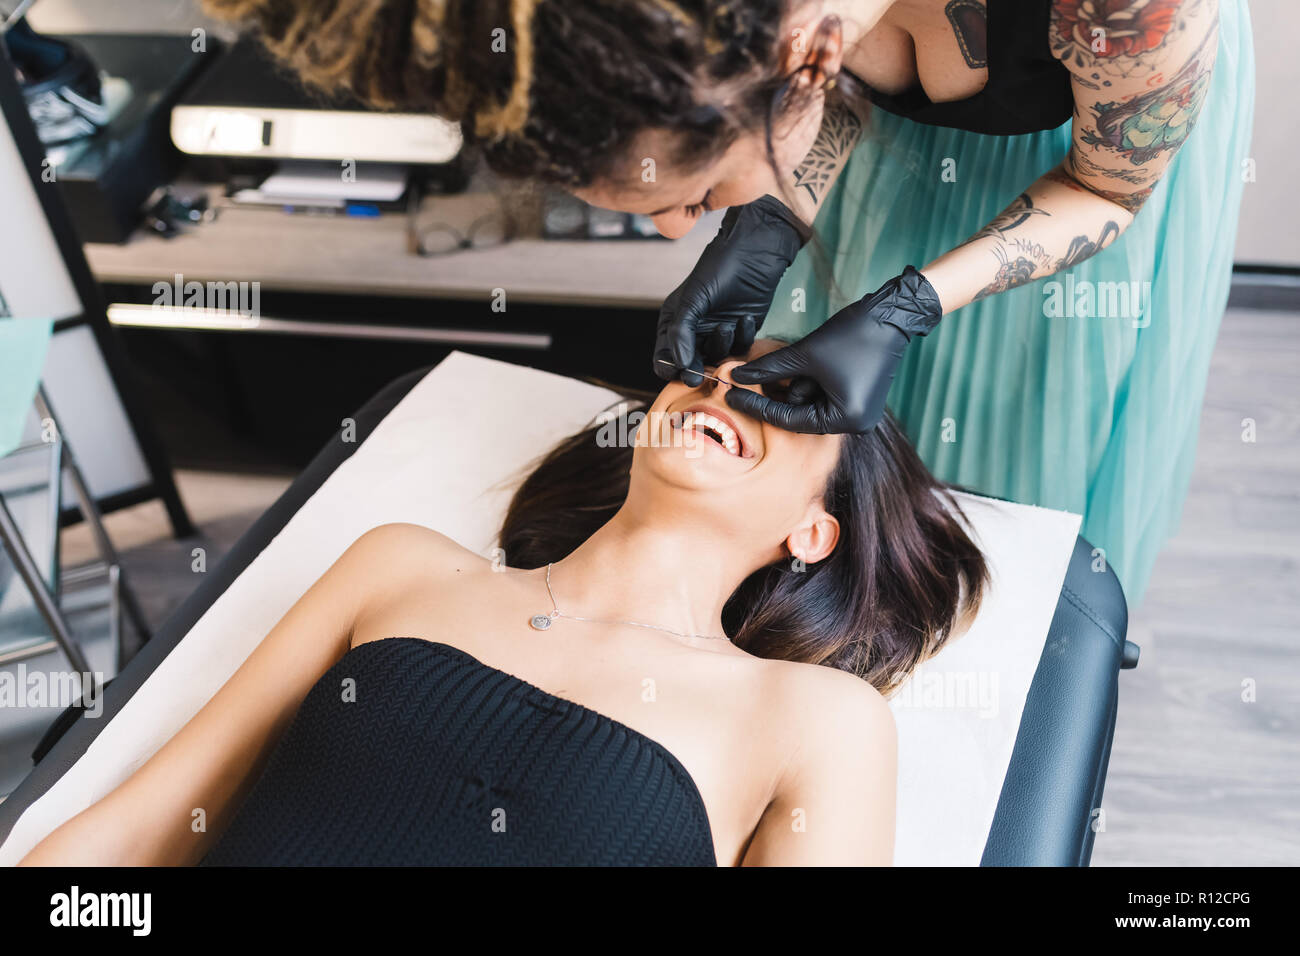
top-left (725, 266), bottom-right (944, 434)
top-left (653, 195), bottom-right (809, 387)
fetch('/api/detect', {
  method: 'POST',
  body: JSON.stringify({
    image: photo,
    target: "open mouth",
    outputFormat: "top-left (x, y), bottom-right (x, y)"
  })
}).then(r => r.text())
top-left (675, 407), bottom-right (749, 457)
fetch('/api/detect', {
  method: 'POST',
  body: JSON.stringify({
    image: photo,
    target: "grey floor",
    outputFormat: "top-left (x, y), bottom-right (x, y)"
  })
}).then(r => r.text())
top-left (59, 307), bottom-right (1300, 865)
top-left (1092, 307), bottom-right (1299, 866)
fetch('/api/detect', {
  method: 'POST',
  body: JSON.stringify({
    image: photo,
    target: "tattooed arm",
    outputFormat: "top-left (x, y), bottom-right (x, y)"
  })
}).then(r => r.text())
top-left (922, 0), bottom-right (1218, 309)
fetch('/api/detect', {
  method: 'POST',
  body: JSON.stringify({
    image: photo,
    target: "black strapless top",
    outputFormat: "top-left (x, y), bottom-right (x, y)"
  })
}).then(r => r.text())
top-left (857, 0), bottom-right (1073, 135)
top-left (201, 638), bottom-right (717, 866)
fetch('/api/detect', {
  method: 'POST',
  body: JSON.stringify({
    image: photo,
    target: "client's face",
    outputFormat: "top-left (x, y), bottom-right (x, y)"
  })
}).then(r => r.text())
top-left (630, 339), bottom-right (843, 567)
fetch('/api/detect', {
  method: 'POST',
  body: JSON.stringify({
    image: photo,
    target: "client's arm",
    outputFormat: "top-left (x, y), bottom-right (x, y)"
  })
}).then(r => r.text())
top-left (18, 523), bottom-right (420, 866)
top-left (741, 668), bottom-right (897, 866)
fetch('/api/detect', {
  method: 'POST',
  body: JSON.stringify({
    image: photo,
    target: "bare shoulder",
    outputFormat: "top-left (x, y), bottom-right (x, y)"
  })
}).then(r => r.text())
top-left (758, 655), bottom-right (897, 754)
top-left (340, 522), bottom-right (481, 588)
top-left (348, 522), bottom-right (467, 557)
top-left (737, 654), bottom-right (898, 864)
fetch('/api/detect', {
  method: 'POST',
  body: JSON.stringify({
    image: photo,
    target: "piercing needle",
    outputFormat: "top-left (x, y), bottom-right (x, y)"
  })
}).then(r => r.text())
top-left (656, 358), bottom-right (731, 387)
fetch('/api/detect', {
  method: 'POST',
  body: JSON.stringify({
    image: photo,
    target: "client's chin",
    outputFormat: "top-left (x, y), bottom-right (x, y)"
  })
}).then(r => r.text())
top-left (634, 431), bottom-right (753, 492)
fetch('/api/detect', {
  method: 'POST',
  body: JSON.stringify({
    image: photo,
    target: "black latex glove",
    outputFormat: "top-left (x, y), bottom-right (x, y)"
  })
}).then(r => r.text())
top-left (725, 266), bottom-right (943, 434)
top-left (654, 195), bottom-right (810, 387)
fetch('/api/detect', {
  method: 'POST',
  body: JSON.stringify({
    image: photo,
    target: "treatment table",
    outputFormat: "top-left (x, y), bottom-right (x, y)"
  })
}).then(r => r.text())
top-left (0, 354), bottom-right (1138, 866)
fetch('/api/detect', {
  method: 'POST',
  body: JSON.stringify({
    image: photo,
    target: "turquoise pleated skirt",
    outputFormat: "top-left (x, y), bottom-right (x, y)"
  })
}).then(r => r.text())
top-left (764, 0), bottom-right (1255, 607)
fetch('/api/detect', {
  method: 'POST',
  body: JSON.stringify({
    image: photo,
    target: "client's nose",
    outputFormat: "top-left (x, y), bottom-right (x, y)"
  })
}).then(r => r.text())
top-left (712, 358), bottom-right (761, 394)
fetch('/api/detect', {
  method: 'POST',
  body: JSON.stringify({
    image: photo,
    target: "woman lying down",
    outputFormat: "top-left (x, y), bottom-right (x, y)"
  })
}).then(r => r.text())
top-left (21, 341), bottom-right (987, 867)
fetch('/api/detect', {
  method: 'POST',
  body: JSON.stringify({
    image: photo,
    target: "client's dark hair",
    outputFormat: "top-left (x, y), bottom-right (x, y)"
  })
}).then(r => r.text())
top-left (500, 399), bottom-right (988, 695)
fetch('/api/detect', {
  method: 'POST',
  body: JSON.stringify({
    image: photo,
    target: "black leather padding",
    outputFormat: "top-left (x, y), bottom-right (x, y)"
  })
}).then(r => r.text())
top-left (981, 534), bottom-right (1130, 866)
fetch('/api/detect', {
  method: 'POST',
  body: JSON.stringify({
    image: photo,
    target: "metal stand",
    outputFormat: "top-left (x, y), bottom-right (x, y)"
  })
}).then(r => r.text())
top-left (35, 388), bottom-right (152, 645)
top-left (0, 494), bottom-right (89, 674)
top-left (0, 386), bottom-right (156, 676)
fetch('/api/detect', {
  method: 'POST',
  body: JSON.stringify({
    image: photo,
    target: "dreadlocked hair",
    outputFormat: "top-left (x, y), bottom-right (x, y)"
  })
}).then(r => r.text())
top-left (202, 0), bottom-right (811, 187)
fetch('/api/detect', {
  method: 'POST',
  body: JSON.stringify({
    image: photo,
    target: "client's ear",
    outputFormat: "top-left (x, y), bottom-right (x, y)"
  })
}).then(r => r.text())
top-left (785, 509), bottom-right (840, 566)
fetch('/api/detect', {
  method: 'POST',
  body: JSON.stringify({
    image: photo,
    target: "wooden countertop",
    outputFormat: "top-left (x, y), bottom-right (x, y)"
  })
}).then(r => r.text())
top-left (84, 187), bottom-right (716, 310)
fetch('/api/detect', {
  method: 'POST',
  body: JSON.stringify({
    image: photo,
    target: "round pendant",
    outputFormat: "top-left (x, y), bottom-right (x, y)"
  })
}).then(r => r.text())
top-left (529, 614), bottom-right (554, 631)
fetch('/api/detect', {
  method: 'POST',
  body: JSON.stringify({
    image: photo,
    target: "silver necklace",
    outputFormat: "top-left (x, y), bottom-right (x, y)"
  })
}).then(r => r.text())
top-left (528, 562), bottom-right (731, 643)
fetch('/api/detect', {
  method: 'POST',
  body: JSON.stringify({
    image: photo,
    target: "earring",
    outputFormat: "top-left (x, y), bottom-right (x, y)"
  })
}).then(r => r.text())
top-left (823, 75), bottom-right (838, 91)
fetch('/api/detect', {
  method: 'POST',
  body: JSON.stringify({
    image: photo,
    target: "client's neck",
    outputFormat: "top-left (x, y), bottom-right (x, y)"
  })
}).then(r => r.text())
top-left (548, 504), bottom-right (754, 644)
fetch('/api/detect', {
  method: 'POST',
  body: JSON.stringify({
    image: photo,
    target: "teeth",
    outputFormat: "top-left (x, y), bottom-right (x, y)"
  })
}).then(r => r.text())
top-left (683, 411), bottom-right (739, 455)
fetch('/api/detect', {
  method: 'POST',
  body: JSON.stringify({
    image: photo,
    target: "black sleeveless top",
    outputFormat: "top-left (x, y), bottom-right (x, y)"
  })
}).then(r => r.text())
top-left (201, 638), bottom-right (717, 866)
top-left (857, 0), bottom-right (1073, 135)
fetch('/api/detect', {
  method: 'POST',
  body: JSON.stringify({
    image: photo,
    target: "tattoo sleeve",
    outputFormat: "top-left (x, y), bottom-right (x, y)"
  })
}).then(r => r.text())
top-left (960, 183), bottom-right (1122, 300)
top-left (919, 0), bottom-right (1218, 313)
top-left (930, 156), bottom-right (1131, 307)
top-left (1054, 0), bottom-right (1218, 212)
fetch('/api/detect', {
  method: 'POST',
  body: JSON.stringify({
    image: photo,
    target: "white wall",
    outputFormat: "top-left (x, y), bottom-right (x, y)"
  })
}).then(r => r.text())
top-left (1232, 0), bottom-right (1297, 267)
